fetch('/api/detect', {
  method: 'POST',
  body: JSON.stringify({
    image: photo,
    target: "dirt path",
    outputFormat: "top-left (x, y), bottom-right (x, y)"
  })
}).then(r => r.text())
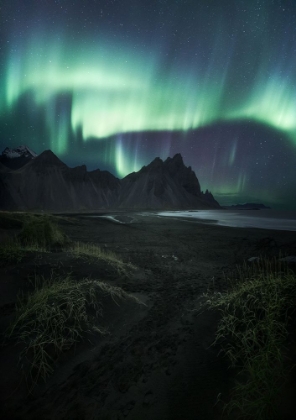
top-left (1, 213), bottom-right (295, 419)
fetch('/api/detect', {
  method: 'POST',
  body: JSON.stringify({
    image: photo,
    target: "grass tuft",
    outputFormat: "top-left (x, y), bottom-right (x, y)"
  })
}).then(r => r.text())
top-left (0, 215), bottom-right (67, 264)
top-left (201, 258), bottom-right (296, 419)
top-left (18, 215), bottom-right (67, 249)
top-left (70, 241), bottom-right (136, 275)
top-left (0, 239), bottom-right (25, 265)
top-left (5, 272), bottom-right (144, 387)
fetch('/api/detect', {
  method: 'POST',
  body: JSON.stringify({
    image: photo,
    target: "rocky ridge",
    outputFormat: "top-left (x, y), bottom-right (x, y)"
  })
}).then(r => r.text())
top-left (0, 147), bottom-right (220, 211)
top-left (119, 154), bottom-right (220, 209)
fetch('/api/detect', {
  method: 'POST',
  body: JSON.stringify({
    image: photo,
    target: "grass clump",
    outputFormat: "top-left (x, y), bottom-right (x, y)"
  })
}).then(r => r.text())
top-left (70, 241), bottom-right (136, 275)
top-left (18, 215), bottom-right (67, 250)
top-left (0, 214), bottom-right (68, 264)
top-left (0, 214), bottom-right (68, 263)
top-left (0, 239), bottom-right (25, 265)
top-left (6, 272), bottom-right (143, 386)
top-left (202, 259), bottom-right (296, 419)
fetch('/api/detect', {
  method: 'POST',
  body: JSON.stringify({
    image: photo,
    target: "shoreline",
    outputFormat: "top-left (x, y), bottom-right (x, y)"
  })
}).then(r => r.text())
top-left (0, 213), bottom-right (296, 419)
top-left (70, 209), bottom-right (296, 232)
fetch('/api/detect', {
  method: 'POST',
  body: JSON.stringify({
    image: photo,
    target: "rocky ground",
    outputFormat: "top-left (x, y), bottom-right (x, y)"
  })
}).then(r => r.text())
top-left (0, 212), bottom-right (296, 420)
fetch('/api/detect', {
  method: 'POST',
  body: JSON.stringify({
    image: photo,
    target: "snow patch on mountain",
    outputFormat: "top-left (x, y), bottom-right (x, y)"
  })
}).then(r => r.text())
top-left (2, 145), bottom-right (37, 159)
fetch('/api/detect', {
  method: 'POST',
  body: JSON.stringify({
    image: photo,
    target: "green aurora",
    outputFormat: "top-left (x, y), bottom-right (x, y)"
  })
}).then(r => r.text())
top-left (1, 0), bottom-right (296, 209)
top-left (4, 34), bottom-right (296, 151)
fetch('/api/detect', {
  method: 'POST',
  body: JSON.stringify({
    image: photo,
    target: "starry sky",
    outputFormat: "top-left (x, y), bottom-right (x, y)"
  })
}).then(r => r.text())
top-left (1, 0), bottom-right (296, 209)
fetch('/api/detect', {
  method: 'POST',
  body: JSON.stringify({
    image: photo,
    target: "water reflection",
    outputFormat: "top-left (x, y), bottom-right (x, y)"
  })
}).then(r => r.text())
top-left (157, 210), bottom-right (296, 232)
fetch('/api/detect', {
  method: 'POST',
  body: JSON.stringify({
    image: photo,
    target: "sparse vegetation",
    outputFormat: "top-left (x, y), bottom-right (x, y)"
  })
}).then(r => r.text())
top-left (70, 241), bottom-right (136, 275)
top-left (5, 272), bottom-right (144, 387)
top-left (0, 213), bottom-right (142, 390)
top-left (18, 215), bottom-right (68, 249)
top-left (201, 259), bottom-right (296, 419)
top-left (0, 214), bottom-right (67, 264)
top-left (0, 239), bottom-right (25, 265)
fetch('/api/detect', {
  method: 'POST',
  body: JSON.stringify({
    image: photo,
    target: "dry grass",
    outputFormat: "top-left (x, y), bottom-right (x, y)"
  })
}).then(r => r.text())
top-left (0, 239), bottom-right (26, 265)
top-left (5, 272), bottom-right (145, 388)
top-left (18, 214), bottom-right (68, 249)
top-left (0, 238), bottom-right (53, 266)
top-left (70, 241), bottom-right (136, 276)
top-left (0, 214), bottom-right (66, 265)
top-left (201, 259), bottom-right (296, 419)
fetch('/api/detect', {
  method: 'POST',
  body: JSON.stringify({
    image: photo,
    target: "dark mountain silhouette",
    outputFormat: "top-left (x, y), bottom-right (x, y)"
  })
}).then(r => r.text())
top-left (0, 162), bottom-right (9, 173)
top-left (119, 154), bottom-right (220, 209)
top-left (225, 203), bottom-right (271, 210)
top-left (69, 120), bottom-right (295, 209)
top-left (0, 147), bottom-right (219, 211)
top-left (0, 149), bottom-right (120, 211)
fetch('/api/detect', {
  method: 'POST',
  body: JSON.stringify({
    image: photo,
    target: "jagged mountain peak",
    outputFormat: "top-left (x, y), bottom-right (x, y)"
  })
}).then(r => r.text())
top-left (2, 145), bottom-right (37, 159)
top-left (143, 157), bottom-right (163, 170)
top-left (33, 150), bottom-right (67, 167)
top-left (0, 145), bottom-right (38, 170)
top-left (165, 153), bottom-right (183, 164)
top-left (119, 152), bottom-right (219, 209)
top-left (140, 154), bottom-right (185, 174)
top-left (165, 153), bottom-right (187, 175)
top-left (0, 146), bottom-right (220, 211)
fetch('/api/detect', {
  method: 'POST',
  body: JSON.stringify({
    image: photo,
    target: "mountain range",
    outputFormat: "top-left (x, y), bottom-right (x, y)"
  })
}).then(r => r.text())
top-left (224, 203), bottom-right (271, 210)
top-left (0, 146), bottom-right (220, 211)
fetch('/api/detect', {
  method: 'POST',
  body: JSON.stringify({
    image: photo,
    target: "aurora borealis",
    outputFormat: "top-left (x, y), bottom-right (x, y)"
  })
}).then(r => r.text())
top-left (1, 0), bottom-right (296, 209)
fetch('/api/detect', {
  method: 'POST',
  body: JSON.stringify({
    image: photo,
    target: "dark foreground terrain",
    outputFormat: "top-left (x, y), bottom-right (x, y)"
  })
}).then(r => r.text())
top-left (0, 212), bottom-right (296, 420)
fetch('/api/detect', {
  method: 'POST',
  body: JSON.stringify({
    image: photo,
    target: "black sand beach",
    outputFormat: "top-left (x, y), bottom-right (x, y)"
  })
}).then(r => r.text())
top-left (1, 212), bottom-right (296, 419)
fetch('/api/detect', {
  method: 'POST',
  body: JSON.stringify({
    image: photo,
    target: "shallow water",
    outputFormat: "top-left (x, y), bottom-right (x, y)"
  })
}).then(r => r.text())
top-left (157, 209), bottom-right (296, 231)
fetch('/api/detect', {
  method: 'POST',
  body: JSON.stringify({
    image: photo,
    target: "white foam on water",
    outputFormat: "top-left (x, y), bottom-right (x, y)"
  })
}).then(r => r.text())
top-left (157, 210), bottom-right (296, 232)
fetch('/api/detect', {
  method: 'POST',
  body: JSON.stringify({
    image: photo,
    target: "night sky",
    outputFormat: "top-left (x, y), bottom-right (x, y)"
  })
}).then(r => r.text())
top-left (1, 0), bottom-right (296, 209)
